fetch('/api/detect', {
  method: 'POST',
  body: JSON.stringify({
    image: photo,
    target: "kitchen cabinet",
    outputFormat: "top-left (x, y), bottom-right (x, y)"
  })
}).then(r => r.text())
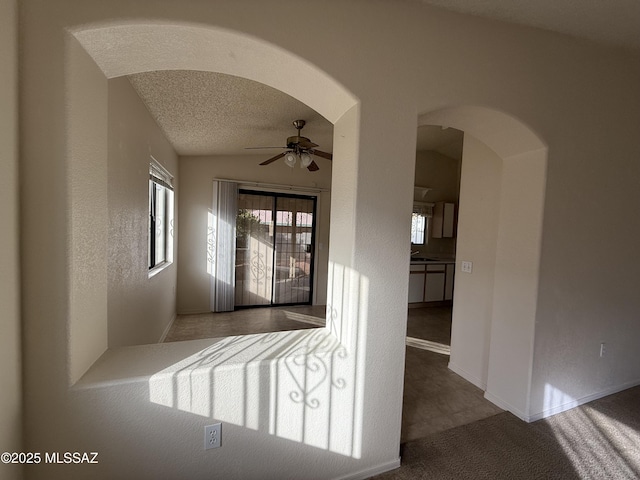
top-left (408, 261), bottom-right (455, 304)
top-left (425, 264), bottom-right (446, 301)
top-left (408, 265), bottom-right (426, 303)
top-left (432, 202), bottom-right (455, 238)
top-left (444, 263), bottom-right (454, 300)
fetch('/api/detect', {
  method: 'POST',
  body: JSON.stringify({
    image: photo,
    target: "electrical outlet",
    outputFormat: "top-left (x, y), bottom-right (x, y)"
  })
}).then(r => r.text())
top-left (461, 261), bottom-right (473, 274)
top-left (204, 423), bottom-right (221, 450)
top-left (600, 343), bottom-right (606, 358)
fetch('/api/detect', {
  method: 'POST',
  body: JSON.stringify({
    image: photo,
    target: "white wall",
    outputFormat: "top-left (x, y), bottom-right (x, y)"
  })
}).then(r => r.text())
top-left (108, 76), bottom-right (179, 347)
top-left (66, 35), bottom-right (109, 384)
top-left (487, 147), bottom-right (547, 418)
top-left (177, 155), bottom-right (331, 314)
top-left (18, 0), bottom-right (640, 478)
top-left (449, 135), bottom-right (502, 389)
top-left (0, 1), bottom-right (22, 478)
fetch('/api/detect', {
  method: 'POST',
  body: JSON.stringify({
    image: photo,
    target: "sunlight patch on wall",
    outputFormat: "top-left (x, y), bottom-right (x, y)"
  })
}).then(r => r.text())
top-left (149, 262), bottom-right (369, 458)
top-left (325, 261), bottom-right (369, 458)
top-left (543, 383), bottom-right (578, 413)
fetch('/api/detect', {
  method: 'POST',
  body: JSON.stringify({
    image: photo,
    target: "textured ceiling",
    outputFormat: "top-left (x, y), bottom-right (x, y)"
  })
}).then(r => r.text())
top-left (128, 70), bottom-right (461, 159)
top-left (128, 70), bottom-right (334, 157)
top-left (418, 0), bottom-right (640, 51)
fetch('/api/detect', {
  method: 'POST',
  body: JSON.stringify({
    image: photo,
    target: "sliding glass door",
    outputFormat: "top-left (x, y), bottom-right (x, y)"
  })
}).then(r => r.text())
top-left (235, 190), bottom-right (316, 307)
top-left (234, 192), bottom-right (274, 306)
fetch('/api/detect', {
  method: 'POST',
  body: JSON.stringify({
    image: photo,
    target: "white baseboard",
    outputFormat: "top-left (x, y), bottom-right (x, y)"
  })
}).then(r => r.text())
top-left (484, 378), bottom-right (640, 423)
top-left (158, 314), bottom-right (176, 343)
top-left (333, 458), bottom-right (401, 480)
top-left (483, 390), bottom-right (529, 422)
top-left (448, 361), bottom-right (487, 390)
top-left (527, 378), bottom-right (640, 423)
top-left (446, 362), bottom-right (530, 420)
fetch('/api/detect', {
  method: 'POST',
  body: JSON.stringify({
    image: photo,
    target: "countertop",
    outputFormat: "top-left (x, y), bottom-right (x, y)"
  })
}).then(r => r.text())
top-left (410, 257), bottom-right (455, 264)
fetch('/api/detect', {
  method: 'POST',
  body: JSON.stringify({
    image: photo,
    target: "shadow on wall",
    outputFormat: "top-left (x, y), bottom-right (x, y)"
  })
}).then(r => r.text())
top-left (149, 261), bottom-right (368, 458)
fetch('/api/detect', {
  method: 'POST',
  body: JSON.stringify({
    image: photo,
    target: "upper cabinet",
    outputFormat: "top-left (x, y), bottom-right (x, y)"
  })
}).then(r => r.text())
top-left (432, 202), bottom-right (455, 238)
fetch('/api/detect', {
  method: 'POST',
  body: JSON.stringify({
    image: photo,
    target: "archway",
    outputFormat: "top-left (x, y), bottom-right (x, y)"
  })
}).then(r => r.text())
top-left (72, 23), bottom-right (356, 124)
top-left (419, 106), bottom-right (547, 420)
top-left (66, 21), bottom-right (358, 382)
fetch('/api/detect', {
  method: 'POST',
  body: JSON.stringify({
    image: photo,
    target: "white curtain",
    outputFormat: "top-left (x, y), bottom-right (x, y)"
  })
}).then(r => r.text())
top-left (413, 202), bottom-right (434, 217)
top-left (210, 180), bottom-right (238, 312)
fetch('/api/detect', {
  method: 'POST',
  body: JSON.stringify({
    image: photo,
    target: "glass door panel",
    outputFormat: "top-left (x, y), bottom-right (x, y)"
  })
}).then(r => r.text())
top-left (235, 193), bottom-right (275, 307)
top-left (234, 191), bottom-right (316, 307)
top-left (273, 196), bottom-right (315, 305)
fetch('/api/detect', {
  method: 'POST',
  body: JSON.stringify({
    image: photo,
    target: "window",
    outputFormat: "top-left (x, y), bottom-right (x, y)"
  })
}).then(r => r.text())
top-left (411, 213), bottom-right (427, 244)
top-left (411, 203), bottom-right (432, 245)
top-left (149, 158), bottom-right (174, 273)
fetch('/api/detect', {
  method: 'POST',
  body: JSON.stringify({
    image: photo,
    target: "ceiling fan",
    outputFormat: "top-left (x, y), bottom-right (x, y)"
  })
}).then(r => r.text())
top-left (247, 120), bottom-right (333, 172)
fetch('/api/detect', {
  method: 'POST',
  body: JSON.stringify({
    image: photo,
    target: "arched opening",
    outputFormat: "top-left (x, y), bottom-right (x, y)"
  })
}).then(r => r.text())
top-left (72, 23), bottom-right (355, 123)
top-left (418, 106), bottom-right (547, 420)
top-left (66, 22), bottom-right (358, 383)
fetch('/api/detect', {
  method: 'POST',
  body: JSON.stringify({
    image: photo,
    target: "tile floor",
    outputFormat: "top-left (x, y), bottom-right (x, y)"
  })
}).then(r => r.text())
top-left (164, 304), bottom-right (502, 443)
top-left (163, 305), bottom-right (325, 342)
top-left (406, 305), bottom-right (452, 347)
top-left (401, 343), bottom-right (503, 442)
top-left (400, 306), bottom-right (503, 442)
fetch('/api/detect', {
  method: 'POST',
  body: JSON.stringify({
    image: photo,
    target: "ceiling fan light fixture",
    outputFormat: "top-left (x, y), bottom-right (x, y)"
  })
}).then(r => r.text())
top-left (300, 152), bottom-right (313, 168)
top-left (284, 152), bottom-right (297, 168)
top-left (255, 120), bottom-right (328, 171)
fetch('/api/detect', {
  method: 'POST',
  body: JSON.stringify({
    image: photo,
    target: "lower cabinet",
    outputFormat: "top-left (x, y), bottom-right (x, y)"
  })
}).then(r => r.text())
top-left (408, 270), bottom-right (426, 303)
top-left (424, 270), bottom-right (445, 302)
top-left (444, 264), bottom-right (454, 300)
top-left (408, 263), bottom-right (455, 303)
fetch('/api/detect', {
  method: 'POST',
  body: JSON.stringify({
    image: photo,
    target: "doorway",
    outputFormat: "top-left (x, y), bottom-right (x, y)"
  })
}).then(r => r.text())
top-left (234, 190), bottom-right (317, 308)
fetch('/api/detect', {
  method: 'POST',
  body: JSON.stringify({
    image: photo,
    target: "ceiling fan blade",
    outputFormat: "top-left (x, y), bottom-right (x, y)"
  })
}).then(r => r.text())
top-left (298, 139), bottom-right (319, 149)
top-left (259, 152), bottom-right (286, 165)
top-left (245, 146), bottom-right (286, 150)
top-left (307, 161), bottom-right (320, 172)
top-left (312, 150), bottom-right (333, 160)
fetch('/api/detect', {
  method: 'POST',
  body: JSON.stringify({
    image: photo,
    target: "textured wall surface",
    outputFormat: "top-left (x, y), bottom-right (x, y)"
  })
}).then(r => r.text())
top-left (107, 77), bottom-right (179, 348)
top-left (0, 0), bottom-right (22, 479)
top-left (449, 135), bottom-right (502, 390)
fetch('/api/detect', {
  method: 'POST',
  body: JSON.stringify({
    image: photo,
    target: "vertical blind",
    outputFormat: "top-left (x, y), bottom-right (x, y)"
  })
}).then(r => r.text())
top-left (210, 180), bottom-right (238, 312)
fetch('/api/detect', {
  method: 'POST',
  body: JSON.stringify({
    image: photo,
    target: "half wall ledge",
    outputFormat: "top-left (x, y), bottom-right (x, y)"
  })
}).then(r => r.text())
top-left (74, 328), bottom-right (341, 390)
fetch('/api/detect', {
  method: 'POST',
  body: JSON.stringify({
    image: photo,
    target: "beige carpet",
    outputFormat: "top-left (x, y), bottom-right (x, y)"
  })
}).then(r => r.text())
top-left (374, 386), bottom-right (640, 479)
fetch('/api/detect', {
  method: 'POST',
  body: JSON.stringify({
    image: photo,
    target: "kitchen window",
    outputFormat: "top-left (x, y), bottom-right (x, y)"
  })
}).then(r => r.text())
top-left (411, 203), bottom-right (433, 245)
top-left (149, 158), bottom-right (174, 275)
top-left (411, 213), bottom-right (427, 244)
